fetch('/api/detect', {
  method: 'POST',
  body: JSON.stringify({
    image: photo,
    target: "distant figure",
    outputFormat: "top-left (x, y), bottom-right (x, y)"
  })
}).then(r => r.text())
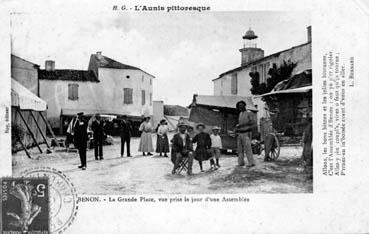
top-left (302, 116), bottom-right (312, 166)
top-left (210, 126), bottom-right (222, 169)
top-left (91, 114), bottom-right (104, 160)
top-left (66, 116), bottom-right (77, 151)
top-left (192, 123), bottom-right (212, 172)
top-left (171, 121), bottom-right (194, 175)
top-left (187, 125), bottom-right (196, 141)
top-left (120, 115), bottom-right (132, 157)
top-left (235, 100), bottom-right (256, 167)
top-left (138, 117), bottom-right (154, 156)
top-left (156, 119), bottom-right (170, 157)
top-left (74, 112), bottom-right (88, 170)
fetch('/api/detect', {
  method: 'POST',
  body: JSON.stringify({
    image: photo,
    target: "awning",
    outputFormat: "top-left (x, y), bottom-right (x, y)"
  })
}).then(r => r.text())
top-left (257, 85), bottom-right (312, 97)
top-left (61, 108), bottom-right (145, 119)
top-left (11, 78), bottom-right (47, 111)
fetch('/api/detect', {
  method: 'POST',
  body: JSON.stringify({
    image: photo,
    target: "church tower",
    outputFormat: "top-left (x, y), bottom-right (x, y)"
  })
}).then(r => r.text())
top-left (239, 28), bottom-right (264, 66)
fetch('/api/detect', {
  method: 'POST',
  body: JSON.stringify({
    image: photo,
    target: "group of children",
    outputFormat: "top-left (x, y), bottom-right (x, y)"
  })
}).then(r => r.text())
top-left (192, 123), bottom-right (222, 171)
top-left (183, 123), bottom-right (222, 172)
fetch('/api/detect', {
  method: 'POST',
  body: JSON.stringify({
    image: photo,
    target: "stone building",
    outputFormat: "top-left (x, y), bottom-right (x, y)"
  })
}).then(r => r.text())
top-left (212, 26), bottom-right (312, 99)
top-left (39, 52), bottom-right (155, 133)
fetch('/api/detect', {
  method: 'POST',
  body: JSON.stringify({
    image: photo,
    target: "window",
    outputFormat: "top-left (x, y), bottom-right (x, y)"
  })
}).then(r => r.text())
top-left (150, 78), bottom-right (152, 85)
top-left (258, 64), bottom-right (264, 83)
top-left (149, 93), bottom-right (152, 105)
top-left (141, 90), bottom-right (146, 105)
top-left (231, 73), bottom-right (238, 94)
top-left (142, 75), bottom-right (144, 83)
top-left (68, 83), bottom-right (79, 100)
top-left (221, 80), bottom-right (223, 87)
top-left (123, 88), bottom-right (133, 104)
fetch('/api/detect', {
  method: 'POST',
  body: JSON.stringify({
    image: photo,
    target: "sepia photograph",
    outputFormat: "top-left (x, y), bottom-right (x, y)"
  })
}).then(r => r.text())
top-left (10, 11), bottom-right (312, 194)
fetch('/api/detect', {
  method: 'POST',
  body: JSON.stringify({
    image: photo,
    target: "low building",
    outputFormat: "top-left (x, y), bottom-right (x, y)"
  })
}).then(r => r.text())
top-left (39, 52), bottom-right (155, 133)
top-left (11, 55), bottom-right (48, 152)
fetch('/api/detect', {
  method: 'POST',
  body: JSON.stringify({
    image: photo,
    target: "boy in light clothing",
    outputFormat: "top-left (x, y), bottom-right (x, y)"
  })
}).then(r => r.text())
top-left (210, 126), bottom-right (222, 169)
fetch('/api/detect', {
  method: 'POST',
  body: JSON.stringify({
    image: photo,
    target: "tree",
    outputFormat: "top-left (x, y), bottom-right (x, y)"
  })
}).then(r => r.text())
top-left (249, 60), bottom-right (297, 96)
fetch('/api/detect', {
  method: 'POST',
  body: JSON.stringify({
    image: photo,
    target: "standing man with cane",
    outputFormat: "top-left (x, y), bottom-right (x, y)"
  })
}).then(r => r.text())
top-left (74, 112), bottom-right (88, 170)
top-left (235, 100), bottom-right (256, 167)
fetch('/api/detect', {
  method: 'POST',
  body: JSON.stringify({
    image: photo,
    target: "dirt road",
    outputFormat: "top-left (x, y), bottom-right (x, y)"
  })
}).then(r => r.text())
top-left (12, 134), bottom-right (312, 194)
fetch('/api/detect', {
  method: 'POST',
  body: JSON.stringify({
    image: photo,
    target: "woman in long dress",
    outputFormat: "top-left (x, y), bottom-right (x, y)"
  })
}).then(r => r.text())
top-left (156, 119), bottom-right (170, 157)
top-left (138, 117), bottom-right (154, 156)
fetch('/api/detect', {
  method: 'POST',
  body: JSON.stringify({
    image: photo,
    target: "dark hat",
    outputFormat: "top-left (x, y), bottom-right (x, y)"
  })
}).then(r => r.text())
top-left (236, 100), bottom-right (247, 109)
top-left (77, 112), bottom-right (84, 116)
top-left (212, 126), bottom-right (221, 130)
top-left (177, 121), bottom-right (188, 127)
top-left (196, 123), bottom-right (205, 129)
top-left (160, 119), bottom-right (166, 124)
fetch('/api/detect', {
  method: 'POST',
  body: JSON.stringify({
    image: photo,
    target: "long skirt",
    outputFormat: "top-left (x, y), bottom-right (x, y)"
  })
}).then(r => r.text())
top-left (194, 148), bottom-right (211, 162)
top-left (156, 134), bottom-right (170, 153)
top-left (138, 132), bottom-right (154, 152)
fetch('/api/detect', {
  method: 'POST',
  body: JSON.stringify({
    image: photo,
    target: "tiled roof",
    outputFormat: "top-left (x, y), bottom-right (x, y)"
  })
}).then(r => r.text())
top-left (212, 42), bottom-right (311, 81)
top-left (88, 54), bottom-right (155, 78)
top-left (92, 54), bottom-right (141, 70)
top-left (38, 69), bottom-right (99, 82)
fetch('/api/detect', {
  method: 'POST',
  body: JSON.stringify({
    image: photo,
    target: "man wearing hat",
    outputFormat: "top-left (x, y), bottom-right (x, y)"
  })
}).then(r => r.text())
top-left (91, 114), bottom-right (104, 160)
top-left (119, 115), bottom-right (132, 157)
top-left (74, 112), bottom-right (88, 170)
top-left (235, 100), bottom-right (256, 167)
top-left (171, 121), bottom-right (194, 175)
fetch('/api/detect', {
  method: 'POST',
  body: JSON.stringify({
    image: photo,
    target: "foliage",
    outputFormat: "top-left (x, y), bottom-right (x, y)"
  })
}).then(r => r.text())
top-left (250, 60), bottom-right (297, 96)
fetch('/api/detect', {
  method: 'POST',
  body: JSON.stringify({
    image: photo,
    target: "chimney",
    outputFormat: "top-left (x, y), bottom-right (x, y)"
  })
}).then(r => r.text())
top-left (45, 60), bottom-right (55, 71)
top-left (307, 26), bottom-right (312, 42)
top-left (96, 51), bottom-right (103, 59)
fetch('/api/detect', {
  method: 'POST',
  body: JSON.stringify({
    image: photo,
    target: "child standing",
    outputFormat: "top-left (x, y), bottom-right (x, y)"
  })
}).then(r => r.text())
top-left (192, 123), bottom-right (212, 172)
top-left (210, 126), bottom-right (222, 169)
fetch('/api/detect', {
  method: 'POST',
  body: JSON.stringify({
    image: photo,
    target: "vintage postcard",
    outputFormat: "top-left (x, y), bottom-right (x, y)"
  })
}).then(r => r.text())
top-left (0, 0), bottom-right (368, 233)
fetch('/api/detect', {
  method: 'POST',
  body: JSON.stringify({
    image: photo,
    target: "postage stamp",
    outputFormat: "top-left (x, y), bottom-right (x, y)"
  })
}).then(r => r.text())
top-left (1, 177), bottom-right (50, 234)
top-left (21, 167), bottom-right (78, 234)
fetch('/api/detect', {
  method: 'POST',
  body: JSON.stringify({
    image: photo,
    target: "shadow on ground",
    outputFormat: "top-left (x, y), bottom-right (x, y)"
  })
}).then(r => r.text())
top-left (209, 157), bottom-right (313, 193)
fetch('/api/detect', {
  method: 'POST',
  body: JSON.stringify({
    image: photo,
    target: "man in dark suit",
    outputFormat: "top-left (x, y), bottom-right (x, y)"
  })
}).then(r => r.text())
top-left (91, 114), bottom-right (104, 160)
top-left (74, 112), bottom-right (88, 170)
top-left (171, 121), bottom-right (194, 175)
top-left (120, 115), bottom-right (132, 157)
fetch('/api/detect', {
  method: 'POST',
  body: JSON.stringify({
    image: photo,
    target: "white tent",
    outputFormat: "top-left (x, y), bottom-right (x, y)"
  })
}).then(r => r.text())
top-left (11, 78), bottom-right (47, 111)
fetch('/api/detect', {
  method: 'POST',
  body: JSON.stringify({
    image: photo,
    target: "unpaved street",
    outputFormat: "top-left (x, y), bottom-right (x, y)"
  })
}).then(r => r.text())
top-left (12, 134), bottom-right (312, 194)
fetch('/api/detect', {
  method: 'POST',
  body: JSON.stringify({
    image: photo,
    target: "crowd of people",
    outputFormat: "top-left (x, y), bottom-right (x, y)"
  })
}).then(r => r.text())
top-left (65, 99), bottom-right (258, 174)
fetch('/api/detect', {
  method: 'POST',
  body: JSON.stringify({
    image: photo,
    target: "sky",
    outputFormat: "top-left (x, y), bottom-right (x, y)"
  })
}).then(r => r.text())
top-left (11, 11), bottom-right (310, 106)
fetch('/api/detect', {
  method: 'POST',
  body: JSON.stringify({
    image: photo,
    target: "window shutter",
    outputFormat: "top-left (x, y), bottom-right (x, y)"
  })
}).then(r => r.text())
top-left (142, 90), bottom-right (145, 105)
top-left (129, 89), bottom-right (133, 104)
top-left (231, 74), bottom-right (238, 94)
top-left (68, 84), bottom-right (72, 100)
top-left (123, 88), bottom-right (133, 104)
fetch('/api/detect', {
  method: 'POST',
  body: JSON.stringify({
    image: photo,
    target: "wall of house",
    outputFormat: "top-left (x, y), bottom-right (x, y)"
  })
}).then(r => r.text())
top-left (11, 55), bottom-right (39, 96)
top-left (152, 100), bottom-right (164, 127)
top-left (39, 80), bottom-right (100, 128)
top-left (213, 43), bottom-right (312, 98)
top-left (97, 68), bottom-right (154, 117)
top-left (40, 67), bottom-right (154, 129)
